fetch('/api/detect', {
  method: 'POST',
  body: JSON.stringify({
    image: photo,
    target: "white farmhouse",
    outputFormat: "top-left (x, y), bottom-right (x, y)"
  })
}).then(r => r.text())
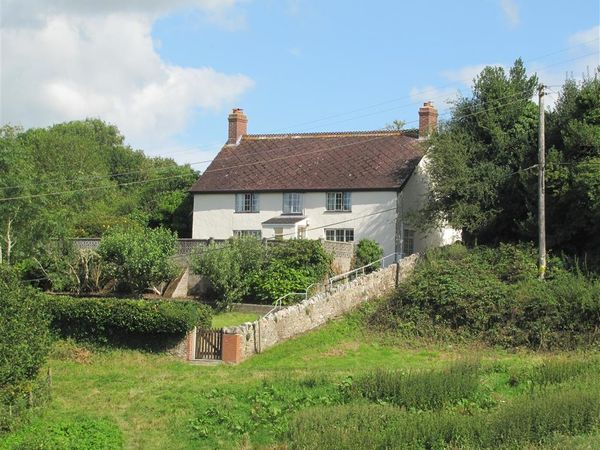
top-left (190, 103), bottom-right (460, 257)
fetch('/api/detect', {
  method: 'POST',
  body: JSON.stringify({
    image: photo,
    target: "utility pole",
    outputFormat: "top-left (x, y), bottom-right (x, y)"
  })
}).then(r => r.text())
top-left (538, 84), bottom-right (546, 280)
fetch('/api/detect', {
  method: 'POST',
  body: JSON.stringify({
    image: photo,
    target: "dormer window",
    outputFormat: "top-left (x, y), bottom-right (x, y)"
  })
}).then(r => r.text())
top-left (326, 192), bottom-right (351, 211)
top-left (283, 192), bottom-right (303, 214)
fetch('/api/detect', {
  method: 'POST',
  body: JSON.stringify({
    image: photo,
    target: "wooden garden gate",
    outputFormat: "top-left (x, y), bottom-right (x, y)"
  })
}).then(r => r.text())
top-left (195, 329), bottom-right (223, 360)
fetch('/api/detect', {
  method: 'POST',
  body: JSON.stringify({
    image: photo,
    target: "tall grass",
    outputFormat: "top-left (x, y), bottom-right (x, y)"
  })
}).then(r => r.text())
top-left (344, 360), bottom-right (479, 410)
top-left (288, 384), bottom-right (600, 449)
top-left (509, 357), bottom-right (600, 388)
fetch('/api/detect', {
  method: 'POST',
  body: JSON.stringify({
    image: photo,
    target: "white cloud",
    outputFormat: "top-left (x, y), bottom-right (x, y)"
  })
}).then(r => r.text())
top-left (568, 25), bottom-right (599, 48)
top-left (0, 0), bottom-right (254, 150)
top-left (442, 63), bottom-right (504, 86)
top-left (499, 0), bottom-right (520, 28)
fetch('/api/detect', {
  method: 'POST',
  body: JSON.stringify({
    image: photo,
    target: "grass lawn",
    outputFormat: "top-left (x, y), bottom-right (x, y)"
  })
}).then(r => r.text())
top-left (1, 315), bottom-right (598, 449)
top-left (212, 312), bottom-right (261, 329)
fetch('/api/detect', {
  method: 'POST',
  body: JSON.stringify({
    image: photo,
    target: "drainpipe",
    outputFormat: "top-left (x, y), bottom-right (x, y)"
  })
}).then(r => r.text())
top-left (395, 191), bottom-right (405, 262)
top-left (395, 191), bottom-right (405, 287)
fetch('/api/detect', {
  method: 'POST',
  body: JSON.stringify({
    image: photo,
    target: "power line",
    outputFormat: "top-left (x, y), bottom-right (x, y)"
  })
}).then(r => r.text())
top-left (0, 174), bottom-right (189, 202)
top-left (0, 83), bottom-right (534, 192)
top-left (0, 91), bottom-right (555, 202)
top-left (2, 50), bottom-right (596, 193)
top-left (266, 39), bottom-right (600, 134)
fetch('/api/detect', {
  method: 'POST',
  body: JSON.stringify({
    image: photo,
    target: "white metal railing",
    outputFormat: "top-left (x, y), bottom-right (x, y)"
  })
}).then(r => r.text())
top-left (264, 253), bottom-right (401, 315)
top-left (327, 253), bottom-right (398, 288)
top-left (265, 292), bottom-right (306, 317)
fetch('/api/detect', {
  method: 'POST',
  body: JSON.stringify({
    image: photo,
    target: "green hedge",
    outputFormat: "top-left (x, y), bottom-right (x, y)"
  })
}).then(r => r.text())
top-left (0, 265), bottom-right (51, 432)
top-left (44, 296), bottom-right (212, 346)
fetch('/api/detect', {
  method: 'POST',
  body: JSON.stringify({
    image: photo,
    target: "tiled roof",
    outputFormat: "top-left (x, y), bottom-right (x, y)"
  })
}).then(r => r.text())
top-left (189, 130), bottom-right (424, 193)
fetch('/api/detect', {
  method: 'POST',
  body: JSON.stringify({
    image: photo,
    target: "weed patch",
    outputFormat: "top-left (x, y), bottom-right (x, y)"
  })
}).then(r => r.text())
top-left (288, 383), bottom-right (600, 449)
top-left (342, 360), bottom-right (480, 410)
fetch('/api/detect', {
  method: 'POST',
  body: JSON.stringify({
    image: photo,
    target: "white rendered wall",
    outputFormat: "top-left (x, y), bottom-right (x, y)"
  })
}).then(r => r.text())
top-left (192, 191), bottom-right (398, 256)
top-left (399, 157), bottom-right (462, 253)
top-left (192, 160), bottom-right (461, 257)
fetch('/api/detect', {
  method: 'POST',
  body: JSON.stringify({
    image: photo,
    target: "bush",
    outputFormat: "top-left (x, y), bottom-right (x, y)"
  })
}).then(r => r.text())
top-left (0, 416), bottom-right (123, 449)
top-left (192, 239), bottom-right (332, 307)
top-left (98, 226), bottom-right (177, 295)
top-left (368, 243), bottom-right (600, 349)
top-left (343, 360), bottom-right (479, 410)
top-left (0, 265), bottom-right (51, 431)
top-left (251, 240), bottom-right (332, 304)
top-left (288, 384), bottom-right (600, 449)
top-left (353, 239), bottom-right (383, 272)
top-left (43, 295), bottom-right (211, 347)
top-left (191, 237), bottom-right (267, 310)
top-left (250, 260), bottom-right (313, 304)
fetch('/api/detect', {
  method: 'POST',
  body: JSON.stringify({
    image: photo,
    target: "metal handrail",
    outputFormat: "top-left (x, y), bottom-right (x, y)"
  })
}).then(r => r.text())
top-left (328, 252), bottom-right (398, 287)
top-left (263, 253), bottom-right (401, 317)
top-left (265, 292), bottom-right (305, 317)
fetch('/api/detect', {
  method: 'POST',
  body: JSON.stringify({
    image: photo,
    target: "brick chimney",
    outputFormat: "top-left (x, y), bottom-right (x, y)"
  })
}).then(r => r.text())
top-left (418, 102), bottom-right (438, 139)
top-left (227, 108), bottom-right (247, 145)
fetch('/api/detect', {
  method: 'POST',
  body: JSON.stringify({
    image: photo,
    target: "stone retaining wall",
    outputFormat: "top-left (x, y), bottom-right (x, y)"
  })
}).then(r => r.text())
top-left (221, 254), bottom-right (418, 362)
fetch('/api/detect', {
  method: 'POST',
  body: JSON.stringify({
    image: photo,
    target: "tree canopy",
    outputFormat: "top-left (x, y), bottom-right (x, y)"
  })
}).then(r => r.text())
top-left (0, 119), bottom-right (198, 266)
top-left (420, 60), bottom-right (599, 267)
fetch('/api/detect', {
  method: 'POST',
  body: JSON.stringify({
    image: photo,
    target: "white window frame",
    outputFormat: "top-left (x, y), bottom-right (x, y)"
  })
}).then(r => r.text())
top-left (283, 192), bottom-right (303, 215)
top-left (233, 230), bottom-right (262, 239)
top-left (325, 228), bottom-right (354, 242)
top-left (402, 229), bottom-right (415, 256)
top-left (235, 193), bottom-right (259, 213)
top-left (326, 192), bottom-right (351, 211)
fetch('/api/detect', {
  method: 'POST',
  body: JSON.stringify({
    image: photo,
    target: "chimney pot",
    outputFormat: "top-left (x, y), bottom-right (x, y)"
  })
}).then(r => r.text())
top-left (227, 108), bottom-right (248, 145)
top-left (418, 101), bottom-right (438, 139)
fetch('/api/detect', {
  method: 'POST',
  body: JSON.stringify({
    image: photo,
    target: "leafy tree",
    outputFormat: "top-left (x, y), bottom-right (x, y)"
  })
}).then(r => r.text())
top-left (545, 74), bottom-right (600, 266)
top-left (421, 62), bottom-right (599, 267)
top-left (190, 237), bottom-right (267, 310)
top-left (98, 226), bottom-right (177, 295)
top-left (384, 120), bottom-right (406, 131)
top-left (0, 119), bottom-right (199, 278)
top-left (419, 59), bottom-right (539, 245)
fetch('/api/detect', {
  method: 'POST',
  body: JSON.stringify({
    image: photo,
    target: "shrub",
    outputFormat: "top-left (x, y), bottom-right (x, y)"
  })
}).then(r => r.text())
top-left (269, 240), bottom-right (332, 282)
top-left (0, 265), bottom-right (51, 431)
top-left (43, 295), bottom-right (211, 347)
top-left (251, 240), bottom-right (332, 304)
top-left (368, 243), bottom-right (600, 349)
top-left (192, 238), bottom-right (332, 307)
top-left (0, 416), bottom-right (123, 449)
top-left (353, 239), bottom-right (383, 272)
top-left (343, 360), bottom-right (479, 410)
top-left (191, 237), bottom-right (267, 309)
top-left (250, 260), bottom-right (313, 304)
top-left (98, 226), bottom-right (177, 295)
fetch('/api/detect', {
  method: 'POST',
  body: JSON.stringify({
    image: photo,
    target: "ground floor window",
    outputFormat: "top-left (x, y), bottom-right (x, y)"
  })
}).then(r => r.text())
top-left (325, 228), bottom-right (354, 242)
top-left (233, 230), bottom-right (262, 238)
top-left (402, 229), bottom-right (415, 255)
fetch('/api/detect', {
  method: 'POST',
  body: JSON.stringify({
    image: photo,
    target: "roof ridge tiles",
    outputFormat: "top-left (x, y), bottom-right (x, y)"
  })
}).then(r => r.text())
top-left (243, 130), bottom-right (413, 140)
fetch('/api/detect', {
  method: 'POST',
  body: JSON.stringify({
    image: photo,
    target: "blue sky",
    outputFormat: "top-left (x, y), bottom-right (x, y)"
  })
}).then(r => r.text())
top-left (1, 0), bottom-right (598, 166)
